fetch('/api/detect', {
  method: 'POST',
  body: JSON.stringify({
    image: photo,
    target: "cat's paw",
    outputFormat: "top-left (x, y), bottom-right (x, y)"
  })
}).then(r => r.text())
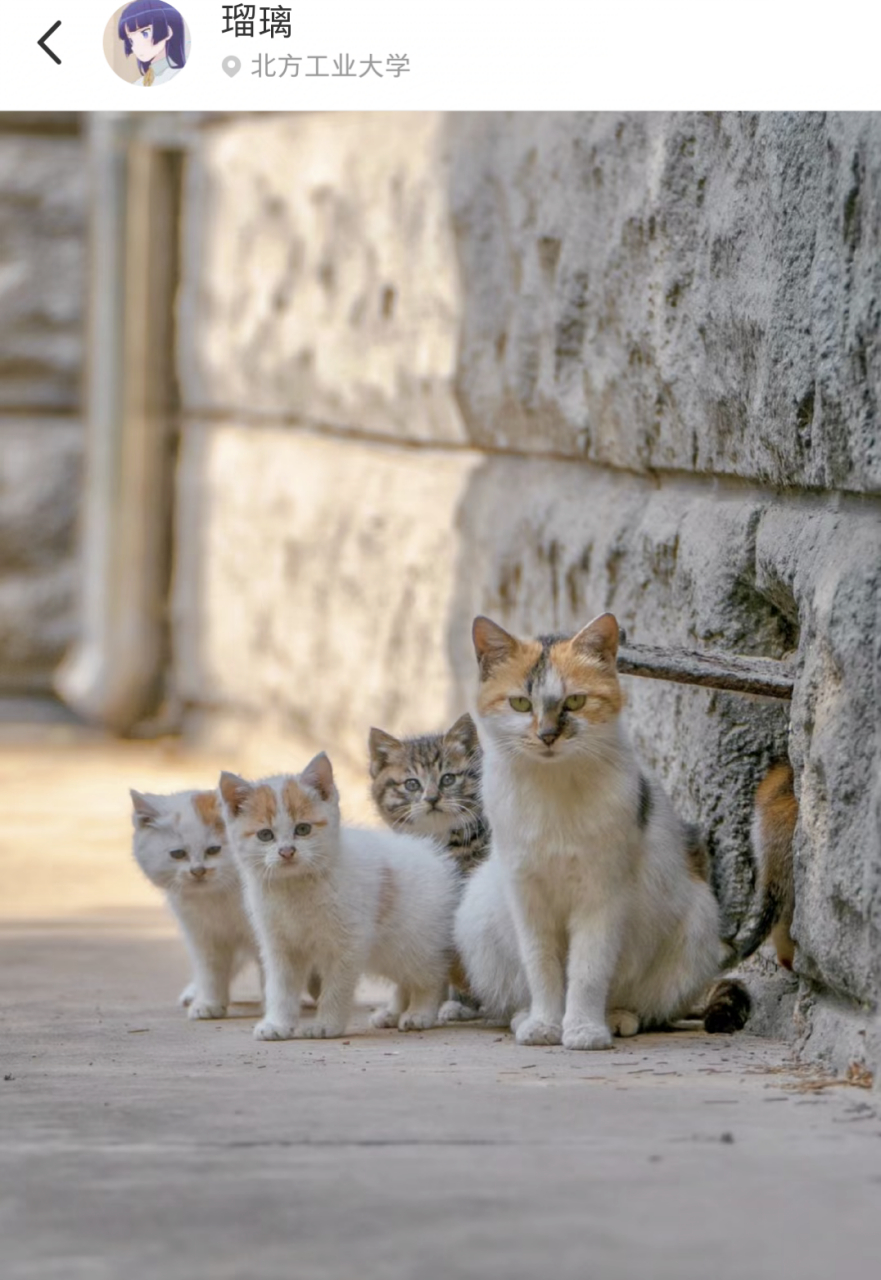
top-left (438, 999), bottom-right (483, 1024)
top-left (253, 1018), bottom-right (298, 1041)
top-left (370, 1007), bottom-right (401, 1029)
top-left (515, 1016), bottom-right (563, 1046)
top-left (608, 1008), bottom-right (640, 1038)
top-left (298, 1020), bottom-right (347, 1039)
top-left (398, 1010), bottom-right (437, 1032)
top-left (178, 982), bottom-right (196, 1008)
top-left (187, 1000), bottom-right (227, 1020)
top-left (562, 1019), bottom-right (613, 1051)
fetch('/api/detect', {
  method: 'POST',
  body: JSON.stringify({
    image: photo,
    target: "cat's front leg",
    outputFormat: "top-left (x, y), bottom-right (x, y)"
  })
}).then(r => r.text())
top-left (298, 959), bottom-right (358, 1039)
top-left (562, 913), bottom-right (622, 1050)
top-left (187, 944), bottom-right (235, 1020)
top-left (509, 890), bottom-right (565, 1046)
top-left (370, 983), bottom-right (409, 1029)
top-left (254, 948), bottom-right (308, 1041)
top-left (398, 982), bottom-right (444, 1032)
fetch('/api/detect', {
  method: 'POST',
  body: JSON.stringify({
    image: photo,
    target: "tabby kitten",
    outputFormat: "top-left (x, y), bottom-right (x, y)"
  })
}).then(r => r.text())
top-left (368, 713), bottom-right (489, 875)
top-left (455, 612), bottom-right (726, 1049)
top-left (130, 787), bottom-right (259, 1019)
top-left (220, 753), bottom-right (460, 1041)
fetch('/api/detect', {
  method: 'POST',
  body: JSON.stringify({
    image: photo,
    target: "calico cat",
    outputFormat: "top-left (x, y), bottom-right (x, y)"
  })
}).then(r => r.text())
top-left (130, 787), bottom-right (259, 1019)
top-left (454, 612), bottom-right (726, 1049)
top-left (219, 753), bottom-right (460, 1041)
top-left (368, 713), bottom-right (490, 875)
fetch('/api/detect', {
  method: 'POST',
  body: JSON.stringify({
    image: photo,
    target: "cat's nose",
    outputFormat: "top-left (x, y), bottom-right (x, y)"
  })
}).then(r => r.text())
top-left (538, 727), bottom-right (560, 746)
top-left (278, 846), bottom-right (296, 861)
top-left (189, 865), bottom-right (207, 879)
top-left (425, 792), bottom-right (441, 807)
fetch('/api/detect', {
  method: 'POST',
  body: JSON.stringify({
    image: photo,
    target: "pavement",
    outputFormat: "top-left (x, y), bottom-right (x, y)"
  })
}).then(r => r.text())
top-left (1, 723), bottom-right (880, 1279)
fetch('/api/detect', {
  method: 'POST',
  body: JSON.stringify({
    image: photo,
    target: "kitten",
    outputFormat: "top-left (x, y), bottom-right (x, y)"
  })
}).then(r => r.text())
top-left (368, 713), bottom-right (489, 875)
top-left (740, 760), bottom-right (798, 968)
top-left (369, 713), bottom-right (490, 1021)
top-left (678, 764), bottom-right (798, 1033)
top-left (130, 787), bottom-right (259, 1019)
top-left (219, 753), bottom-right (460, 1041)
top-left (454, 612), bottom-right (726, 1050)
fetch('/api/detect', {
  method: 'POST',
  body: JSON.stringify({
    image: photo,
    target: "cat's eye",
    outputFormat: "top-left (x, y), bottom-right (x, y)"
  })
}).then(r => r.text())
top-left (294, 823), bottom-right (312, 837)
top-left (440, 774), bottom-right (457, 788)
top-left (509, 697), bottom-right (532, 713)
top-left (564, 694), bottom-right (587, 711)
top-left (205, 846), bottom-right (221, 857)
top-left (257, 829), bottom-right (274, 842)
top-left (169, 849), bottom-right (187, 860)
top-left (404, 779), bottom-right (422, 793)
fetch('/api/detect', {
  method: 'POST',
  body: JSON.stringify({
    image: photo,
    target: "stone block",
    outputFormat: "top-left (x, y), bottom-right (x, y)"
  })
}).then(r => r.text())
top-left (172, 423), bottom-right (480, 765)
top-left (0, 136), bottom-right (86, 411)
top-left (0, 421), bottom-right (82, 572)
top-left (449, 112), bottom-right (881, 492)
top-left (178, 114), bottom-right (467, 444)
top-left (0, 564), bottom-right (78, 691)
top-left (0, 420), bottom-right (82, 688)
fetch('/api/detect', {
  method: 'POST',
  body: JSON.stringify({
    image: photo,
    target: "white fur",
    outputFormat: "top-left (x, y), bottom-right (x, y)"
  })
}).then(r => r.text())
top-left (130, 789), bottom-right (259, 1019)
top-left (456, 638), bottom-right (725, 1050)
top-left (221, 760), bottom-right (460, 1041)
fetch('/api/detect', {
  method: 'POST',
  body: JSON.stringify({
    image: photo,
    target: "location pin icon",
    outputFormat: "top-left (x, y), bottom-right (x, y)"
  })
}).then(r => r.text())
top-left (222, 56), bottom-right (241, 77)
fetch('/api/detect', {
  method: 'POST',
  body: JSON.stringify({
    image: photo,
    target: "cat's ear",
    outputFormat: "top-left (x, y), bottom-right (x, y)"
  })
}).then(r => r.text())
top-left (445, 712), bottom-right (478, 754)
top-left (219, 772), bottom-right (252, 817)
top-left (300, 752), bottom-right (335, 802)
top-left (368, 728), bottom-right (401, 777)
top-left (472, 616), bottom-right (519, 678)
top-left (130, 789), bottom-right (160, 829)
top-left (571, 612), bottom-right (620, 664)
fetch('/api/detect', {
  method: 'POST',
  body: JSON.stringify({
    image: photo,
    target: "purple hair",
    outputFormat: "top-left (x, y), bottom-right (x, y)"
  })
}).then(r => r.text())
top-left (118, 2), bottom-right (187, 74)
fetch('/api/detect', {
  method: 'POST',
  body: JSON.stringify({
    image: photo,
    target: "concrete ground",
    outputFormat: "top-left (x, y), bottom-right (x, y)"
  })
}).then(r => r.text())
top-left (1, 721), bottom-right (880, 1279)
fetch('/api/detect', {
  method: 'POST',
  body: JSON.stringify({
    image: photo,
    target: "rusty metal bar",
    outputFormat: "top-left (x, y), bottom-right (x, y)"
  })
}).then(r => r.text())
top-left (616, 643), bottom-right (794, 701)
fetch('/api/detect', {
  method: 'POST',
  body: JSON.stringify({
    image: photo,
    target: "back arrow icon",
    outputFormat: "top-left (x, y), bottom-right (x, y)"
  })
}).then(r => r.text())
top-left (38, 21), bottom-right (62, 66)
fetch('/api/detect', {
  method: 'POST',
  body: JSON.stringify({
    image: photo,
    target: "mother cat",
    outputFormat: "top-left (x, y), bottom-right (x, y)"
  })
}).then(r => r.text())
top-left (454, 612), bottom-right (725, 1050)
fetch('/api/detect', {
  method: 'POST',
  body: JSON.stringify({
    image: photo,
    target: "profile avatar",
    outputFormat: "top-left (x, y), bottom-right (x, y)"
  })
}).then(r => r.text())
top-left (114, 2), bottom-right (190, 87)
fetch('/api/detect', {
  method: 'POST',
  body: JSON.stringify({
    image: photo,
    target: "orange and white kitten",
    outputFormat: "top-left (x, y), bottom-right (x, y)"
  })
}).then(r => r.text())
top-left (130, 788), bottom-right (259, 1019)
top-left (454, 612), bottom-right (725, 1049)
top-left (219, 754), bottom-right (460, 1041)
top-left (746, 761), bottom-right (798, 968)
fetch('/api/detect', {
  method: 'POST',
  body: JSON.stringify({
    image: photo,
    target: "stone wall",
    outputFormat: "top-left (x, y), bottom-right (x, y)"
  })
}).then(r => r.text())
top-left (0, 116), bottom-right (85, 693)
top-left (173, 112), bottom-right (881, 1071)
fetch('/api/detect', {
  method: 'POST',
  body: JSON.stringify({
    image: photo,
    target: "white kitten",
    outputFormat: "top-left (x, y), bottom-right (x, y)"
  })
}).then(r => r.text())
top-left (219, 753), bottom-right (459, 1042)
top-left (453, 613), bottom-right (725, 1050)
top-left (130, 787), bottom-right (259, 1019)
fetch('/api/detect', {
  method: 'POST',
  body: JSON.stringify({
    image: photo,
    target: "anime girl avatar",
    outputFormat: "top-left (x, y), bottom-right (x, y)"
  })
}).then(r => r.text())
top-left (117, 2), bottom-right (189, 87)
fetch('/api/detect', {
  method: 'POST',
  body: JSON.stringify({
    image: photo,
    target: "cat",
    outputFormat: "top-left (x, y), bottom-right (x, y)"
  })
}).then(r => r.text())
top-left (676, 761), bottom-right (798, 1032)
top-left (368, 713), bottom-right (490, 875)
top-left (738, 760), bottom-right (798, 968)
top-left (369, 713), bottom-right (490, 1021)
top-left (130, 787), bottom-right (259, 1019)
top-left (219, 753), bottom-right (460, 1041)
top-left (454, 611), bottom-right (727, 1050)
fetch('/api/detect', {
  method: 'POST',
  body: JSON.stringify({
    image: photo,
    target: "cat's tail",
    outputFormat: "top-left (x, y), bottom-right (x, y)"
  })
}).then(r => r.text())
top-left (702, 978), bottom-right (752, 1033)
top-left (730, 761), bottom-right (798, 968)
